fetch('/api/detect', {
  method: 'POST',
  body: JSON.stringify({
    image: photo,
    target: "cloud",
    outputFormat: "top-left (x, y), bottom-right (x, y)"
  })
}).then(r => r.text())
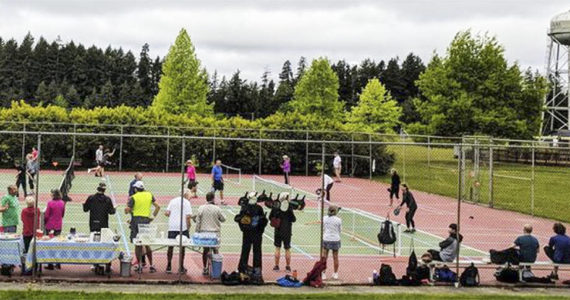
top-left (0, 0), bottom-right (568, 81)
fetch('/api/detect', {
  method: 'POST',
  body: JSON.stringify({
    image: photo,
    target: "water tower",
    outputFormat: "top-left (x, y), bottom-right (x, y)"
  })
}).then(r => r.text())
top-left (542, 10), bottom-right (570, 136)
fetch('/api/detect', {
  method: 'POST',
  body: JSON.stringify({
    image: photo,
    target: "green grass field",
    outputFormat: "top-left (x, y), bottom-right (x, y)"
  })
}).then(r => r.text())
top-left (378, 145), bottom-right (570, 223)
top-left (0, 170), bottom-right (484, 257)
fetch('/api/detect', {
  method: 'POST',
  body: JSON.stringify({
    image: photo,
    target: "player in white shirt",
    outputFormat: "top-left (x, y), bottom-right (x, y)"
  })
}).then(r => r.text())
top-left (87, 145), bottom-right (105, 177)
top-left (321, 173), bottom-right (334, 202)
top-left (164, 189), bottom-right (193, 274)
top-left (332, 152), bottom-right (342, 182)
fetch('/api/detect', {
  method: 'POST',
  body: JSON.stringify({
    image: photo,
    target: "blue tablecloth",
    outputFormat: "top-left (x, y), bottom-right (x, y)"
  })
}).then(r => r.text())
top-left (0, 238), bottom-right (24, 265)
top-left (26, 240), bottom-right (120, 268)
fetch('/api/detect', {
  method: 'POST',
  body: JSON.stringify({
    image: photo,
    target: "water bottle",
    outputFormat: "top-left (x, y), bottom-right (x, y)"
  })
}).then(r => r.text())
top-left (372, 269), bottom-right (378, 282)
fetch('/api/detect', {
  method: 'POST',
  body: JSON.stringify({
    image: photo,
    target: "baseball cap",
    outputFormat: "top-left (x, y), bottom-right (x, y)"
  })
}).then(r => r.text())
top-left (449, 223), bottom-right (458, 231)
top-left (97, 182), bottom-right (107, 192)
top-left (133, 181), bottom-right (145, 189)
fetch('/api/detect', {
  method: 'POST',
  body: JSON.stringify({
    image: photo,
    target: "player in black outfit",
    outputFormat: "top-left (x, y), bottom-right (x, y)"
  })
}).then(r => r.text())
top-left (398, 183), bottom-right (417, 233)
top-left (389, 169), bottom-right (400, 206)
top-left (235, 193), bottom-right (268, 281)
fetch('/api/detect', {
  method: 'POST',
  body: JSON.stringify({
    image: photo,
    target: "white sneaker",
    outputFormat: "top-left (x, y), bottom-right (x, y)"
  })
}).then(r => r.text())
top-left (87, 169), bottom-right (92, 174)
top-left (332, 272), bottom-right (339, 280)
top-left (321, 272), bottom-right (326, 280)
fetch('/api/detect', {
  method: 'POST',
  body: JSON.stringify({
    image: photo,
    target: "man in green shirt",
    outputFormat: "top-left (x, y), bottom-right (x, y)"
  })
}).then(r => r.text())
top-left (0, 185), bottom-right (20, 232)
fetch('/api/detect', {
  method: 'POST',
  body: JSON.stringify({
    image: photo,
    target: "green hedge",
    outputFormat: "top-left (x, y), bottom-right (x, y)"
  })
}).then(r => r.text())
top-left (0, 101), bottom-right (394, 175)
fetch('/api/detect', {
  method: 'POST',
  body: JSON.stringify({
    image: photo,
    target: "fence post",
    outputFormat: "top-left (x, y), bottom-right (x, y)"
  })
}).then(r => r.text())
top-left (351, 133), bottom-right (354, 176)
top-left (72, 124), bottom-right (77, 161)
top-left (461, 145), bottom-right (466, 201)
top-left (368, 134), bottom-right (372, 180)
top-left (455, 143), bottom-right (463, 286)
top-left (119, 126), bottom-right (124, 171)
top-left (213, 128), bottom-right (217, 163)
top-left (305, 131), bottom-right (309, 176)
top-left (165, 127), bottom-right (170, 172)
top-left (32, 134), bottom-right (42, 280)
top-left (258, 129), bottom-right (262, 175)
top-left (177, 136), bottom-right (186, 282)
top-left (427, 136), bottom-right (431, 170)
top-left (320, 142), bottom-right (325, 258)
top-left (488, 146), bottom-right (494, 208)
top-left (21, 123), bottom-right (26, 162)
top-left (531, 144), bottom-right (535, 217)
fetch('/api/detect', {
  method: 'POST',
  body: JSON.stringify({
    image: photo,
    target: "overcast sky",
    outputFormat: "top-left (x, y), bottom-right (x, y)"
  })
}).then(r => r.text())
top-left (0, 0), bottom-right (568, 81)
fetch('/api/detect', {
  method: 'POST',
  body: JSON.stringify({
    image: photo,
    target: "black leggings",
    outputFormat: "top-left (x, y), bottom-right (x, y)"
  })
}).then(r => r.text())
top-left (16, 177), bottom-right (27, 196)
top-left (284, 172), bottom-right (289, 185)
top-left (390, 186), bottom-right (399, 200)
top-left (325, 183), bottom-right (333, 201)
top-left (239, 232), bottom-right (263, 273)
top-left (406, 206), bottom-right (417, 229)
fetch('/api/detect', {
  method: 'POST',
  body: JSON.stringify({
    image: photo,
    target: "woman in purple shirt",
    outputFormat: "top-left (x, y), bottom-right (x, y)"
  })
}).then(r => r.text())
top-left (44, 188), bottom-right (66, 270)
top-left (281, 155), bottom-right (291, 185)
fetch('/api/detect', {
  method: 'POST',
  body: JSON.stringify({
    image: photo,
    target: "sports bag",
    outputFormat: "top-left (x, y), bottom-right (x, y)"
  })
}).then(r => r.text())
top-left (277, 275), bottom-right (303, 287)
top-left (221, 271), bottom-right (241, 285)
top-left (494, 265), bottom-right (519, 283)
top-left (490, 248), bottom-right (520, 265)
top-left (459, 263), bottom-right (480, 287)
top-left (270, 216), bottom-right (281, 228)
top-left (434, 266), bottom-right (457, 282)
top-left (378, 220), bottom-right (397, 245)
top-left (375, 264), bottom-right (398, 286)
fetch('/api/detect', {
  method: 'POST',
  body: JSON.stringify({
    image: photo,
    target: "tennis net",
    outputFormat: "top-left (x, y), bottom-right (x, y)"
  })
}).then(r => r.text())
top-left (221, 163), bottom-right (242, 184)
top-left (59, 155), bottom-right (75, 202)
top-left (251, 175), bottom-right (402, 256)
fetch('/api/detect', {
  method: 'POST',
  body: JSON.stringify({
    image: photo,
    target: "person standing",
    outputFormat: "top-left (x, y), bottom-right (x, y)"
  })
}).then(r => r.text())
top-left (164, 189), bottom-right (193, 274)
top-left (186, 160), bottom-right (198, 198)
top-left (44, 189), bottom-right (66, 270)
top-left (544, 223), bottom-right (570, 280)
top-left (236, 192), bottom-right (267, 280)
top-left (21, 196), bottom-right (40, 253)
top-left (271, 193), bottom-right (296, 272)
top-left (513, 224), bottom-right (539, 263)
top-left (322, 205), bottom-right (342, 280)
top-left (0, 185), bottom-right (20, 233)
top-left (388, 169), bottom-right (400, 207)
top-left (195, 192), bottom-right (226, 276)
top-left (332, 152), bottom-right (342, 182)
top-left (26, 154), bottom-right (38, 191)
top-left (281, 155), bottom-right (291, 185)
top-left (31, 147), bottom-right (39, 161)
top-left (15, 162), bottom-right (27, 197)
top-left (125, 181), bottom-right (160, 273)
top-left (398, 183), bottom-right (417, 233)
top-left (83, 183), bottom-right (116, 232)
top-left (128, 173), bottom-right (143, 197)
top-left (211, 159), bottom-right (225, 205)
top-left (99, 148), bottom-right (116, 177)
top-left (87, 145), bottom-right (104, 177)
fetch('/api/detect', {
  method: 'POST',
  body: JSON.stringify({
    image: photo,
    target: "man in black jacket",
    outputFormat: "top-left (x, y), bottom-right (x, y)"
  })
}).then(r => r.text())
top-left (235, 192), bottom-right (267, 281)
top-left (83, 182), bottom-right (116, 232)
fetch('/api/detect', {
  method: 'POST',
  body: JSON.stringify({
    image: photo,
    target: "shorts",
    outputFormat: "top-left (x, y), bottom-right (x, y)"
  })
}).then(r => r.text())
top-left (212, 180), bottom-right (224, 191)
top-left (274, 232), bottom-right (292, 249)
top-left (130, 216), bottom-right (151, 242)
top-left (187, 179), bottom-right (197, 188)
top-left (96, 160), bottom-right (103, 167)
top-left (323, 240), bottom-right (341, 251)
top-left (168, 230), bottom-right (190, 239)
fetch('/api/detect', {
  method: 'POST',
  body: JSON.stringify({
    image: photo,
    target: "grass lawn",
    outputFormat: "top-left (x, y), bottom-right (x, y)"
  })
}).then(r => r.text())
top-left (1, 291), bottom-right (568, 300)
top-left (377, 145), bottom-right (570, 223)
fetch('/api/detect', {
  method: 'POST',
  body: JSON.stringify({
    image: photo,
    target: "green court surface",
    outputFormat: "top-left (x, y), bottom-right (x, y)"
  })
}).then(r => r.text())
top-left (0, 169), bottom-right (485, 258)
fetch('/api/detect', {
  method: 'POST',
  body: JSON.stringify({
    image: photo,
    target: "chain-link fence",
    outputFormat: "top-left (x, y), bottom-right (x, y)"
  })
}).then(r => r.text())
top-left (0, 128), bottom-right (568, 286)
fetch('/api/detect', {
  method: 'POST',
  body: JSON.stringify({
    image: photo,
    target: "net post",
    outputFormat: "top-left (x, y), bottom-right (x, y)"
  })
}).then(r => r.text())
top-left (178, 136), bottom-right (186, 283)
top-left (397, 223), bottom-right (402, 256)
top-left (119, 125), bottom-right (124, 171)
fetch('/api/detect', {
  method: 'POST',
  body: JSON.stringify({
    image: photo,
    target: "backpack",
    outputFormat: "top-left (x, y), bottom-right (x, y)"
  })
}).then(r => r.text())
top-left (277, 275), bottom-right (303, 288)
top-left (375, 264), bottom-right (398, 286)
top-left (378, 220), bottom-right (397, 245)
top-left (303, 258), bottom-right (327, 288)
top-left (270, 216), bottom-right (281, 228)
top-left (406, 250), bottom-right (418, 277)
top-left (494, 265), bottom-right (519, 283)
top-left (459, 263), bottom-right (480, 287)
top-left (490, 248), bottom-right (520, 265)
top-left (416, 265), bottom-right (430, 281)
top-left (0, 264), bottom-right (14, 277)
top-left (221, 271), bottom-right (242, 285)
top-left (434, 266), bottom-right (457, 282)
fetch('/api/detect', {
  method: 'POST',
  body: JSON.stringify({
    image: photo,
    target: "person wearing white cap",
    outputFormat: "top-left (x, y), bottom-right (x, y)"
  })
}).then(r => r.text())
top-left (270, 192), bottom-right (296, 272)
top-left (235, 192), bottom-right (267, 279)
top-left (125, 180), bottom-right (160, 273)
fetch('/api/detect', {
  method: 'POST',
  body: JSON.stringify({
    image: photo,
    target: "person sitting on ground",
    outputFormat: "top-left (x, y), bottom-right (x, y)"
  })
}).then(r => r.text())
top-left (164, 189), bottom-right (193, 274)
top-left (544, 223), bottom-right (570, 280)
top-left (427, 223), bottom-right (463, 262)
top-left (271, 192), bottom-right (296, 272)
top-left (195, 192), bottom-right (226, 276)
top-left (21, 196), bottom-right (40, 253)
top-left (322, 205), bottom-right (342, 280)
top-left (512, 224), bottom-right (539, 263)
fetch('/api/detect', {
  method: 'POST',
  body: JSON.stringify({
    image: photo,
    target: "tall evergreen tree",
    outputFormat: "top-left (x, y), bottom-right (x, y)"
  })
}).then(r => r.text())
top-left (153, 28), bottom-right (211, 116)
top-left (274, 60), bottom-right (294, 111)
top-left (138, 43), bottom-right (153, 104)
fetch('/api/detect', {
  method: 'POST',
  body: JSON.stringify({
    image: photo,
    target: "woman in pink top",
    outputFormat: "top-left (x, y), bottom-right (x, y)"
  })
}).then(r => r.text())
top-left (44, 188), bottom-right (66, 270)
top-left (186, 160), bottom-right (198, 198)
